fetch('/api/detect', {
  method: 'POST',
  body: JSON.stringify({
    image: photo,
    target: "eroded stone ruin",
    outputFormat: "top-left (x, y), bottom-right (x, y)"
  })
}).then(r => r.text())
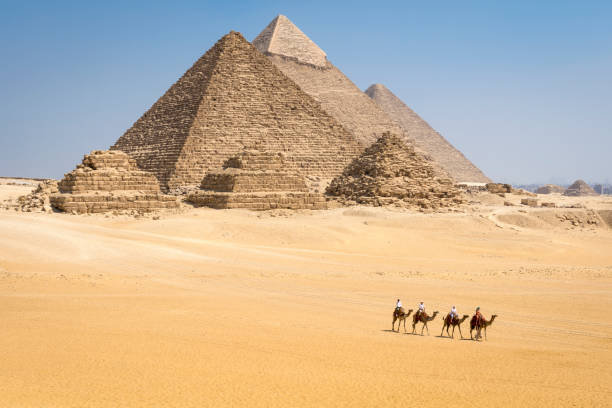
top-left (50, 150), bottom-right (179, 214)
top-left (326, 132), bottom-right (463, 209)
top-left (187, 150), bottom-right (326, 210)
top-left (536, 184), bottom-right (566, 194)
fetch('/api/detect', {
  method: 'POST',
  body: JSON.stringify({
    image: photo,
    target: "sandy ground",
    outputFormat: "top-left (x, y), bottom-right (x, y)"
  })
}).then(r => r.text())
top-left (1, 183), bottom-right (612, 407)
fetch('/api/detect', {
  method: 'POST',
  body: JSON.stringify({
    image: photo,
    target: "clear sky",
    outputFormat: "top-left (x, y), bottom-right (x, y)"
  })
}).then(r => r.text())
top-left (1, 0), bottom-right (610, 184)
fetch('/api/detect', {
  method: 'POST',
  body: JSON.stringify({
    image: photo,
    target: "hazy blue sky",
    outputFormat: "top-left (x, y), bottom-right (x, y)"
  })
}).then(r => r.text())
top-left (1, 1), bottom-right (610, 184)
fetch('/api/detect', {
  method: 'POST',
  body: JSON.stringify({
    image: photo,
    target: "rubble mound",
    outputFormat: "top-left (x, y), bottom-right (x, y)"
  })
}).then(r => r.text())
top-left (187, 150), bottom-right (326, 210)
top-left (536, 184), bottom-right (566, 194)
top-left (50, 150), bottom-right (179, 214)
top-left (4, 180), bottom-right (59, 213)
top-left (563, 180), bottom-right (598, 197)
top-left (326, 133), bottom-right (463, 209)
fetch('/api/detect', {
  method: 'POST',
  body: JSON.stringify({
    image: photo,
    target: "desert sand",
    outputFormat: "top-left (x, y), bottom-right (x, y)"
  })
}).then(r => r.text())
top-left (1, 183), bottom-right (611, 407)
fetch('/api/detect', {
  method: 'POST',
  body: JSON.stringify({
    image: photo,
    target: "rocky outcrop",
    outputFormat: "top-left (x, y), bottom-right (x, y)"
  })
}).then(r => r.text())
top-left (563, 180), bottom-right (598, 197)
top-left (50, 150), bottom-right (179, 214)
top-left (187, 150), bottom-right (326, 210)
top-left (536, 184), bottom-right (566, 194)
top-left (486, 183), bottom-right (513, 194)
top-left (326, 132), bottom-right (463, 209)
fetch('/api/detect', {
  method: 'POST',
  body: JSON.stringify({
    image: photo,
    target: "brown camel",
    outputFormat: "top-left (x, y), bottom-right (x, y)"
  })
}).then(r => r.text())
top-left (392, 308), bottom-right (414, 333)
top-left (412, 311), bottom-right (439, 335)
top-left (470, 314), bottom-right (498, 340)
top-left (440, 314), bottom-right (469, 339)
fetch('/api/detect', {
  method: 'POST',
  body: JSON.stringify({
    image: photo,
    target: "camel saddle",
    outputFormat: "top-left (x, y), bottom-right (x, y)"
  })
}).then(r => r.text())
top-left (394, 307), bottom-right (406, 317)
top-left (470, 315), bottom-right (482, 328)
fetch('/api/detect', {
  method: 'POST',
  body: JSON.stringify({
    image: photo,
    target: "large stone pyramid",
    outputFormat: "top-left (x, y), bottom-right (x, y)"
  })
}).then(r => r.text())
top-left (252, 16), bottom-right (427, 151)
top-left (327, 132), bottom-right (463, 209)
top-left (365, 84), bottom-right (490, 183)
top-left (112, 31), bottom-right (361, 190)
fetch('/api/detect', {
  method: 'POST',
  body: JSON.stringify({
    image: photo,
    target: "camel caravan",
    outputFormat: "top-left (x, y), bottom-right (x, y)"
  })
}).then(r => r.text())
top-left (392, 300), bottom-right (497, 341)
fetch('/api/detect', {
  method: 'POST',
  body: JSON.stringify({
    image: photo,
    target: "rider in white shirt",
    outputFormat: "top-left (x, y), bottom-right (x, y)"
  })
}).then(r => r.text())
top-left (418, 302), bottom-right (425, 317)
top-left (395, 299), bottom-right (402, 311)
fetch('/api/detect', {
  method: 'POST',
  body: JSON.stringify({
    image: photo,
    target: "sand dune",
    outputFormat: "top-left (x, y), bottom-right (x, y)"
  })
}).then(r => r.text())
top-left (1, 190), bottom-right (611, 407)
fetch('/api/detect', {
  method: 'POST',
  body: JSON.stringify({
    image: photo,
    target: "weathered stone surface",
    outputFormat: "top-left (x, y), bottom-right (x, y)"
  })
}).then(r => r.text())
top-left (365, 84), bottom-right (490, 183)
top-left (51, 150), bottom-right (179, 214)
top-left (252, 16), bottom-right (448, 180)
top-left (188, 150), bottom-right (326, 210)
top-left (541, 202), bottom-right (556, 208)
top-left (536, 184), bottom-right (566, 194)
top-left (563, 180), bottom-right (598, 197)
top-left (112, 31), bottom-right (361, 190)
top-left (486, 183), bottom-right (513, 194)
top-left (521, 198), bottom-right (538, 207)
top-left (326, 132), bottom-right (463, 209)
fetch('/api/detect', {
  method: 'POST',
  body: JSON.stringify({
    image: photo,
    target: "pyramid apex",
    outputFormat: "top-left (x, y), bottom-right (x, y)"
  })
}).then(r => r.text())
top-left (253, 15), bottom-right (327, 68)
top-left (365, 84), bottom-right (389, 97)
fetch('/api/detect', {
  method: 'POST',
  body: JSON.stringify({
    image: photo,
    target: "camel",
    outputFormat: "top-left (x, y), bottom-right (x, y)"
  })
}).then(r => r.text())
top-left (411, 311), bottom-right (439, 335)
top-left (392, 308), bottom-right (414, 333)
top-left (470, 314), bottom-right (498, 340)
top-left (440, 314), bottom-right (469, 339)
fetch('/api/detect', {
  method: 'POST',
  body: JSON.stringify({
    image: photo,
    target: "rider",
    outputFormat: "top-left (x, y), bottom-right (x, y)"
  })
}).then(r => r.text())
top-left (395, 299), bottom-right (402, 312)
top-left (449, 305), bottom-right (457, 321)
top-left (475, 306), bottom-right (482, 325)
top-left (417, 301), bottom-right (425, 318)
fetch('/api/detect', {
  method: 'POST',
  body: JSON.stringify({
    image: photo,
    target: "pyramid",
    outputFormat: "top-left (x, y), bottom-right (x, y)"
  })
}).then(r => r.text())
top-left (365, 84), bottom-right (490, 183)
top-left (563, 180), bottom-right (598, 196)
top-left (326, 133), bottom-right (463, 209)
top-left (112, 31), bottom-right (361, 190)
top-left (50, 150), bottom-right (179, 214)
top-left (252, 16), bottom-right (436, 157)
top-left (187, 150), bottom-right (326, 210)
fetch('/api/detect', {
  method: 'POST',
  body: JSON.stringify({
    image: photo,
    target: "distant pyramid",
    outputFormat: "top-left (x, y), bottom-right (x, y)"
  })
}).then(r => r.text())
top-left (365, 84), bottom-right (490, 183)
top-left (563, 180), bottom-right (598, 196)
top-left (112, 31), bottom-right (361, 190)
top-left (252, 16), bottom-right (438, 160)
top-left (327, 132), bottom-right (463, 209)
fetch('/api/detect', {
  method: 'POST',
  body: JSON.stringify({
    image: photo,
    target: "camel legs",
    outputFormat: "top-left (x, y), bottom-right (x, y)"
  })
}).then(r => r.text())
top-left (457, 325), bottom-right (463, 339)
top-left (412, 321), bottom-right (417, 334)
top-left (440, 324), bottom-right (446, 337)
top-left (451, 325), bottom-right (455, 339)
top-left (403, 318), bottom-right (407, 333)
top-left (421, 322), bottom-right (429, 336)
top-left (392, 316), bottom-right (397, 332)
top-left (484, 326), bottom-right (487, 341)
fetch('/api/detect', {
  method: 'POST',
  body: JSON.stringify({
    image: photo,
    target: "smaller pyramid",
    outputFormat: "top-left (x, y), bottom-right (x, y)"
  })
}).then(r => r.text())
top-left (50, 150), bottom-right (179, 214)
top-left (252, 15), bottom-right (328, 68)
top-left (365, 84), bottom-right (490, 183)
top-left (536, 184), bottom-right (566, 194)
top-left (326, 132), bottom-right (463, 209)
top-left (563, 180), bottom-right (598, 196)
top-left (187, 150), bottom-right (326, 210)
